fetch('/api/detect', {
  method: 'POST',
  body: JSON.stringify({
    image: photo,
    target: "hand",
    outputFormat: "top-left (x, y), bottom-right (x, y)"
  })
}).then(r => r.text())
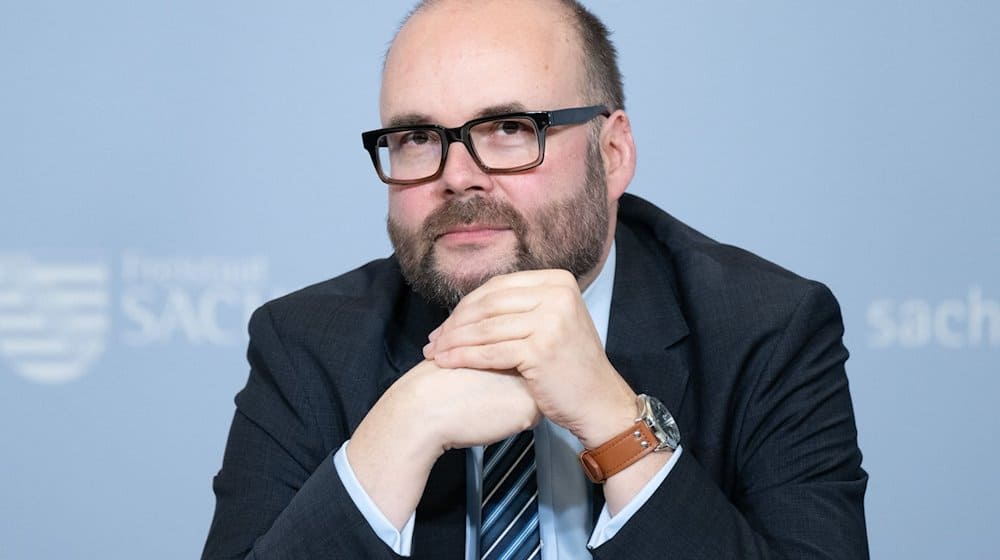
top-left (398, 359), bottom-right (542, 452)
top-left (348, 359), bottom-right (539, 528)
top-left (423, 269), bottom-right (637, 449)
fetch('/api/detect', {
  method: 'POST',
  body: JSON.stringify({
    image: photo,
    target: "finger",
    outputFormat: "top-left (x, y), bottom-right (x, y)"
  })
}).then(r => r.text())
top-left (440, 285), bottom-right (547, 334)
top-left (437, 282), bottom-right (586, 349)
top-left (458, 268), bottom-right (578, 309)
top-left (432, 339), bottom-right (527, 372)
top-left (425, 312), bottom-right (534, 357)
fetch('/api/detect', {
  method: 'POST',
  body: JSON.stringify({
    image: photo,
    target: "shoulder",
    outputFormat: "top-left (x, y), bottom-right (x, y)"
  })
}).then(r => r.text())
top-left (618, 193), bottom-right (840, 335)
top-left (248, 256), bottom-right (408, 343)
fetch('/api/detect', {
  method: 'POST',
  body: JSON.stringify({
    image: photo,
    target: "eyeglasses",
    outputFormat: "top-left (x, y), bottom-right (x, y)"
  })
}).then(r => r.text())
top-left (361, 105), bottom-right (610, 185)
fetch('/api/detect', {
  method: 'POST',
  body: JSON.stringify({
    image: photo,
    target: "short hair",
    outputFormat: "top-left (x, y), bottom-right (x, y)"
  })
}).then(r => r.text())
top-left (560, 0), bottom-right (625, 111)
top-left (392, 0), bottom-right (626, 111)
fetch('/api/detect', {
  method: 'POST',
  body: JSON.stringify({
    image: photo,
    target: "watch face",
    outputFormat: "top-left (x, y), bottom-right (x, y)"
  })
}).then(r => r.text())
top-left (644, 395), bottom-right (681, 450)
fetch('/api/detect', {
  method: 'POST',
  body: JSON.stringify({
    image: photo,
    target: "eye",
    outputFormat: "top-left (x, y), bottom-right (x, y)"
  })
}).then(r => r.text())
top-left (494, 120), bottom-right (530, 136)
top-left (400, 130), bottom-right (434, 146)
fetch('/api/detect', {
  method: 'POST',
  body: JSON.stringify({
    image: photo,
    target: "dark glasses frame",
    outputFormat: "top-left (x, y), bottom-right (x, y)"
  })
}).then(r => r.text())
top-left (361, 104), bottom-right (610, 185)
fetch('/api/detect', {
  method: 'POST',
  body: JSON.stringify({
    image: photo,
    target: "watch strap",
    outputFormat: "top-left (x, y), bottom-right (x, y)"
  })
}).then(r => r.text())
top-left (578, 420), bottom-right (657, 484)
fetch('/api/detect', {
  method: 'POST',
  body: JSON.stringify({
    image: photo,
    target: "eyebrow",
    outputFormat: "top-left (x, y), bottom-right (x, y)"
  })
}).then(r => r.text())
top-left (386, 113), bottom-right (433, 128)
top-left (385, 102), bottom-right (530, 128)
top-left (474, 103), bottom-right (528, 119)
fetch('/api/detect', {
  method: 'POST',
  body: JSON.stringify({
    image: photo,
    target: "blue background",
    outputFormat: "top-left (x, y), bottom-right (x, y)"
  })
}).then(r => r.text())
top-left (2, 1), bottom-right (998, 558)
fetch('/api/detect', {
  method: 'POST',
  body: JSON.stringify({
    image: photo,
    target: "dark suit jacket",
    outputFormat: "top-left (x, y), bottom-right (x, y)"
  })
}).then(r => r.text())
top-left (202, 193), bottom-right (869, 559)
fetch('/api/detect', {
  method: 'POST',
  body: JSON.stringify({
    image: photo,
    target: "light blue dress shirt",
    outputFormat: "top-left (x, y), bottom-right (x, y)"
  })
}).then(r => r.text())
top-left (333, 243), bottom-right (683, 558)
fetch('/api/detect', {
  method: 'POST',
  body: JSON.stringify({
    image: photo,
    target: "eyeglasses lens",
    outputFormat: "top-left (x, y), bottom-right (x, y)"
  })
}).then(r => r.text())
top-left (375, 117), bottom-right (541, 182)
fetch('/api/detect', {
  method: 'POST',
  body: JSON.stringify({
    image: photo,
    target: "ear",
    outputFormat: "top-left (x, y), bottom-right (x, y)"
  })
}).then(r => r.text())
top-left (599, 109), bottom-right (636, 203)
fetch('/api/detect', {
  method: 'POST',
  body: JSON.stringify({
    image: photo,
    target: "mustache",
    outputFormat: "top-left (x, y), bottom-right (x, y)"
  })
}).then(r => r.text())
top-left (421, 196), bottom-right (529, 241)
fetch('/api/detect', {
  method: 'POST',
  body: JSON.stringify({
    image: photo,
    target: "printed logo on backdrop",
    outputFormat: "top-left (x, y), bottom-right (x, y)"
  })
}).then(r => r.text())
top-left (0, 253), bottom-right (111, 384)
top-left (0, 251), bottom-right (278, 385)
top-left (868, 286), bottom-right (1000, 349)
top-left (120, 252), bottom-right (272, 347)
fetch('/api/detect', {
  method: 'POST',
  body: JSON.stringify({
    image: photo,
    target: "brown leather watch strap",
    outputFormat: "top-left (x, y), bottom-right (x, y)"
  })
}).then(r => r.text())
top-left (578, 420), bottom-right (657, 484)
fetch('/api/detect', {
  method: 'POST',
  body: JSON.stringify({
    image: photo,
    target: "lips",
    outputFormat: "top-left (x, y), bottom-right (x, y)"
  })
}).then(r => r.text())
top-left (439, 223), bottom-right (510, 236)
top-left (435, 224), bottom-right (512, 243)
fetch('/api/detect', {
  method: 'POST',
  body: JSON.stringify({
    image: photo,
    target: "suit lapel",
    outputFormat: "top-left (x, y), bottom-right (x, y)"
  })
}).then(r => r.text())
top-left (383, 286), bottom-right (448, 385)
top-left (591, 220), bottom-right (693, 521)
top-left (383, 287), bottom-right (467, 558)
top-left (607, 221), bottom-right (691, 415)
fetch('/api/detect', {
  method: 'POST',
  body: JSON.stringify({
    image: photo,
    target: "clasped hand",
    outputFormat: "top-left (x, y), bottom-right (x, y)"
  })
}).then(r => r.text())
top-left (347, 270), bottom-right (643, 528)
top-left (423, 269), bottom-right (636, 450)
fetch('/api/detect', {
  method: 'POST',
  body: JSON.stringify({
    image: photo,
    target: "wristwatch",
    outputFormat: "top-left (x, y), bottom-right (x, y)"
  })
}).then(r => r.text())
top-left (578, 394), bottom-right (680, 484)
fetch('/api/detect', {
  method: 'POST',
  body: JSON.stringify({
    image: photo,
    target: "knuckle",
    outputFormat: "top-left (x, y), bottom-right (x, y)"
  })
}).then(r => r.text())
top-left (483, 273), bottom-right (506, 290)
top-left (554, 269), bottom-right (575, 284)
top-left (471, 321), bottom-right (489, 341)
top-left (479, 344), bottom-right (496, 363)
top-left (482, 295), bottom-right (503, 317)
top-left (551, 285), bottom-right (577, 307)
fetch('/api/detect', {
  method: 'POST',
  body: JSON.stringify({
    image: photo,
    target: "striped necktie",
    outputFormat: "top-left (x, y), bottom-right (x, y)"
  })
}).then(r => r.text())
top-left (480, 431), bottom-right (541, 560)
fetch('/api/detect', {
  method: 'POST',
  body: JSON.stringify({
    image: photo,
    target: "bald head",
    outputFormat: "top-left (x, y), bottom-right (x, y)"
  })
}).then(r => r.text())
top-left (384, 0), bottom-right (624, 115)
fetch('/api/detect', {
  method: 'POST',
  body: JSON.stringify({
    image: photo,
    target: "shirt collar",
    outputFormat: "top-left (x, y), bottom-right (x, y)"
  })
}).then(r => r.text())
top-left (581, 241), bottom-right (616, 349)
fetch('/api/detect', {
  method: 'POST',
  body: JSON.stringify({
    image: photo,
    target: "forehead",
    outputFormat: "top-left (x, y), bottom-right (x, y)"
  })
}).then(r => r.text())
top-left (380, 0), bottom-right (585, 126)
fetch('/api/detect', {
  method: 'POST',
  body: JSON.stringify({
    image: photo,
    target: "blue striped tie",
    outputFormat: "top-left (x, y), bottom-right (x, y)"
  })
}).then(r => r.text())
top-left (480, 431), bottom-right (541, 560)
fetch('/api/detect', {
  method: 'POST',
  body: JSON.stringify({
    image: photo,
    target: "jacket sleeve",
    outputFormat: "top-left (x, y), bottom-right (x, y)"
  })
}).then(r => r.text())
top-left (591, 283), bottom-right (869, 560)
top-left (201, 305), bottom-right (402, 560)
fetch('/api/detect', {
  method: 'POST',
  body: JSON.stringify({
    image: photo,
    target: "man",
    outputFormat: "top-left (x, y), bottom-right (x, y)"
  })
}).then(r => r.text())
top-left (203, 0), bottom-right (868, 558)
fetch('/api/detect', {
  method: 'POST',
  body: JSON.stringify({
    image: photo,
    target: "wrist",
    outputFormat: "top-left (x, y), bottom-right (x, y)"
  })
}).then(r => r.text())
top-left (351, 389), bottom-right (445, 477)
top-left (578, 393), bottom-right (681, 484)
top-left (577, 388), bottom-right (638, 450)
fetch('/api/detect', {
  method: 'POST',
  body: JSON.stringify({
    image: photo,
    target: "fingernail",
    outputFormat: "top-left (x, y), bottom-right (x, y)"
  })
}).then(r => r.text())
top-left (428, 327), bottom-right (441, 340)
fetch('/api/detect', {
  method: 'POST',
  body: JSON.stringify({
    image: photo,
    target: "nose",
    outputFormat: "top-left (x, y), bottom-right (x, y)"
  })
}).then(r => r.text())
top-left (438, 142), bottom-right (491, 198)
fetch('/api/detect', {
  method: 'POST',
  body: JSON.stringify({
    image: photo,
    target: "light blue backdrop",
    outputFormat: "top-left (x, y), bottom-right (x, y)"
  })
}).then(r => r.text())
top-left (2, 1), bottom-right (997, 558)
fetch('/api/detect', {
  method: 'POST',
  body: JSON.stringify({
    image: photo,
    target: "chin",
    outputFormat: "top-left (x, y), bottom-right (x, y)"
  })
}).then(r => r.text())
top-left (445, 264), bottom-right (515, 292)
top-left (412, 245), bottom-right (526, 307)
top-left (439, 249), bottom-right (518, 277)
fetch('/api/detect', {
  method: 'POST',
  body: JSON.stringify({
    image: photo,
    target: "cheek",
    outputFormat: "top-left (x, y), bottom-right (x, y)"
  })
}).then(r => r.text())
top-left (388, 187), bottom-right (436, 228)
top-left (509, 151), bottom-right (589, 209)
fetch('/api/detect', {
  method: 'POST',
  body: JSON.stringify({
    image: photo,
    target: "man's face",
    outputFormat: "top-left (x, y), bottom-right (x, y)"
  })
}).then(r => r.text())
top-left (381, 0), bottom-right (613, 307)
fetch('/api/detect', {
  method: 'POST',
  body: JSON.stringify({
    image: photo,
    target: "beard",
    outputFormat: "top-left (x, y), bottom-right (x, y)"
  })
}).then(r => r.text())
top-left (387, 140), bottom-right (609, 308)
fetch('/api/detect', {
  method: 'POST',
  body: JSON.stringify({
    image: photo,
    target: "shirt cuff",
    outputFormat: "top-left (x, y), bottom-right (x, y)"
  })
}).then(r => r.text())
top-left (333, 440), bottom-right (416, 556)
top-left (587, 445), bottom-right (684, 549)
